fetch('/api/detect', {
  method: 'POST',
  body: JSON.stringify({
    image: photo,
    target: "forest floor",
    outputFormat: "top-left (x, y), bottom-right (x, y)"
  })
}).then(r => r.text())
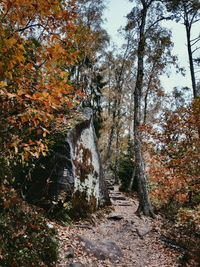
top-left (55, 186), bottom-right (180, 267)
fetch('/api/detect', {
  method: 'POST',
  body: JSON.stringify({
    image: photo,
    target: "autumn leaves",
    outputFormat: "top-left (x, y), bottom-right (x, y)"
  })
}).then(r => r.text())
top-left (0, 0), bottom-right (81, 165)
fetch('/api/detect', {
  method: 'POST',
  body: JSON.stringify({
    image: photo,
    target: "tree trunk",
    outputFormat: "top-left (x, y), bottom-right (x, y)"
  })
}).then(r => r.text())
top-left (143, 65), bottom-right (155, 124)
top-left (129, 166), bottom-right (135, 191)
top-left (104, 100), bottom-right (117, 164)
top-left (185, 18), bottom-right (197, 98)
top-left (133, 1), bottom-right (154, 217)
top-left (114, 119), bottom-right (120, 184)
top-left (184, 5), bottom-right (198, 98)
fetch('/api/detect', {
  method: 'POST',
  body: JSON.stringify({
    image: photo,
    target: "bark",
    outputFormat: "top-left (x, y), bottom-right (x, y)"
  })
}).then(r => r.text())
top-left (104, 101), bottom-right (117, 163)
top-left (114, 119), bottom-right (120, 184)
top-left (133, 1), bottom-right (155, 217)
top-left (143, 65), bottom-right (155, 124)
top-left (184, 14), bottom-right (197, 98)
top-left (128, 166), bottom-right (135, 191)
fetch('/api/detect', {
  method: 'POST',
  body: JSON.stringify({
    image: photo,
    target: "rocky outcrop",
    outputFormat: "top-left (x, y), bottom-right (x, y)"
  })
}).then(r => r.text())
top-left (26, 108), bottom-right (110, 217)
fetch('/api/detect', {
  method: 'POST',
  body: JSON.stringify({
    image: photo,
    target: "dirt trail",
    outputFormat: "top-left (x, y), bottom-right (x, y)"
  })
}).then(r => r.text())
top-left (56, 186), bottom-right (179, 267)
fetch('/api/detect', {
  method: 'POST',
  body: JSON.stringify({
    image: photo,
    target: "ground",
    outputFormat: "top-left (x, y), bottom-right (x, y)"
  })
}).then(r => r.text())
top-left (55, 186), bottom-right (180, 267)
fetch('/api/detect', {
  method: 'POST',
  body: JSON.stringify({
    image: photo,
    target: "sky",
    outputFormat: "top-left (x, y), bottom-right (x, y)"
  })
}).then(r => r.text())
top-left (103, 0), bottom-right (200, 94)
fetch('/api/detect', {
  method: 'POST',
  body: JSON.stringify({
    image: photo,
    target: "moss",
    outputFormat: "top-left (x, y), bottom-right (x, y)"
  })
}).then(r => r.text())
top-left (73, 143), bottom-right (95, 182)
top-left (69, 190), bottom-right (97, 219)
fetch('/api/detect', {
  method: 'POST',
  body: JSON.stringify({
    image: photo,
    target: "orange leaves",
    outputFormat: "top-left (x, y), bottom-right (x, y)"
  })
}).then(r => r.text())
top-left (144, 99), bottom-right (200, 208)
top-left (5, 38), bottom-right (17, 48)
top-left (29, 224), bottom-right (40, 230)
top-left (2, 200), bottom-right (11, 207)
top-left (0, 0), bottom-right (80, 167)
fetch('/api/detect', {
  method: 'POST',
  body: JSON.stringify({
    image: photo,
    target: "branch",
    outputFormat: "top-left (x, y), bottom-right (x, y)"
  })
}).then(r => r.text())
top-left (189, 9), bottom-right (199, 27)
top-left (17, 24), bottom-right (41, 32)
top-left (191, 37), bottom-right (200, 47)
top-left (145, 16), bottom-right (173, 35)
top-left (192, 47), bottom-right (200, 54)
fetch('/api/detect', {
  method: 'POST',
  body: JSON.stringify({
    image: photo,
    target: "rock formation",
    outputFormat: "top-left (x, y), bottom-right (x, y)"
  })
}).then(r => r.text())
top-left (26, 108), bottom-right (110, 218)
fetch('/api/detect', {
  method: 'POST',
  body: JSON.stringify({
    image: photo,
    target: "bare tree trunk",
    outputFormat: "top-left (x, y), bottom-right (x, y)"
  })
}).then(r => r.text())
top-left (114, 113), bottom-right (121, 184)
top-left (129, 166), bottom-right (135, 191)
top-left (184, 5), bottom-right (197, 99)
top-left (104, 100), bottom-right (117, 164)
top-left (133, 1), bottom-right (155, 217)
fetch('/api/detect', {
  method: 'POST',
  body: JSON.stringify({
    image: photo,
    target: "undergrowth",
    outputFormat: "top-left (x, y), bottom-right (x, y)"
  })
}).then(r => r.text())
top-left (0, 185), bottom-right (58, 267)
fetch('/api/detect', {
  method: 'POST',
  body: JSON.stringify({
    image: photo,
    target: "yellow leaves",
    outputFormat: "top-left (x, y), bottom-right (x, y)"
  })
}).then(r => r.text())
top-left (0, 81), bottom-right (7, 87)
top-left (18, 89), bottom-right (25, 96)
top-left (15, 54), bottom-right (26, 63)
top-left (40, 127), bottom-right (50, 137)
top-left (5, 71), bottom-right (13, 80)
top-left (6, 38), bottom-right (17, 48)
top-left (41, 92), bottom-right (50, 98)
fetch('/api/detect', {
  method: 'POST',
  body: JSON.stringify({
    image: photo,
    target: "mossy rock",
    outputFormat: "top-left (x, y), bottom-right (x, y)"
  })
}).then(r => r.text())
top-left (69, 190), bottom-right (97, 219)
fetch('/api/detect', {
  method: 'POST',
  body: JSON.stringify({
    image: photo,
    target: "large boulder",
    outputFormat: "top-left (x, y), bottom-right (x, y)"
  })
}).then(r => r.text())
top-left (26, 108), bottom-right (110, 217)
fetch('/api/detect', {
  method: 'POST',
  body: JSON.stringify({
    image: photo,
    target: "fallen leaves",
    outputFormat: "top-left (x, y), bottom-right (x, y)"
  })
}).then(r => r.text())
top-left (55, 187), bottom-right (179, 267)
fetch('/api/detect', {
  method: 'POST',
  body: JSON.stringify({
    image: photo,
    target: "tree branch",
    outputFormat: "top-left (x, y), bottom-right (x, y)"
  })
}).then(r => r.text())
top-left (17, 24), bottom-right (41, 32)
top-left (192, 47), bottom-right (200, 54)
top-left (191, 37), bottom-right (200, 47)
top-left (145, 16), bottom-right (173, 35)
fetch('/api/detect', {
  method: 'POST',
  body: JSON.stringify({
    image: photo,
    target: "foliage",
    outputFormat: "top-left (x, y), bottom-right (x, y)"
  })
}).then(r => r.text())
top-left (144, 97), bottom-right (200, 265)
top-left (177, 206), bottom-right (200, 234)
top-left (115, 141), bottom-right (135, 192)
top-left (0, 2), bottom-right (84, 265)
top-left (117, 153), bottom-right (133, 192)
top-left (0, 0), bottom-right (81, 183)
top-left (0, 185), bottom-right (58, 267)
top-left (146, 98), bottom-right (200, 208)
top-left (69, 0), bottom-right (109, 138)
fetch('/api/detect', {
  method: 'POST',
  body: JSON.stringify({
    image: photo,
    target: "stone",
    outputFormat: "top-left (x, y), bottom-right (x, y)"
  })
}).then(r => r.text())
top-left (108, 186), bottom-right (115, 190)
top-left (67, 108), bottom-right (110, 217)
top-left (136, 226), bottom-right (152, 239)
top-left (68, 263), bottom-right (85, 267)
top-left (111, 196), bottom-right (126, 201)
top-left (107, 215), bottom-right (124, 221)
top-left (75, 224), bottom-right (93, 229)
top-left (65, 246), bottom-right (75, 258)
top-left (78, 236), bottom-right (123, 262)
top-left (25, 108), bottom-right (110, 216)
top-left (117, 203), bottom-right (132, 206)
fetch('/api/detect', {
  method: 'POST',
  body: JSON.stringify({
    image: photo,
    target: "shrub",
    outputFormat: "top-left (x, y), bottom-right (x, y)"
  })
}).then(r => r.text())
top-left (0, 185), bottom-right (58, 267)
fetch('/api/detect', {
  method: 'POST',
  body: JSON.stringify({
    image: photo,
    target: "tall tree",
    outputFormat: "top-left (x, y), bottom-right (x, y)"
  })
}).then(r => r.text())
top-left (131, 0), bottom-right (155, 217)
top-left (166, 0), bottom-right (200, 98)
top-left (126, 0), bottom-right (175, 216)
top-left (100, 47), bottom-right (134, 178)
top-left (69, 0), bottom-right (109, 134)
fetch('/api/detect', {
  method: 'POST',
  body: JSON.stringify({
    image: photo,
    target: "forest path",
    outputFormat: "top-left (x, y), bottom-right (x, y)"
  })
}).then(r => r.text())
top-left (56, 186), bottom-right (179, 267)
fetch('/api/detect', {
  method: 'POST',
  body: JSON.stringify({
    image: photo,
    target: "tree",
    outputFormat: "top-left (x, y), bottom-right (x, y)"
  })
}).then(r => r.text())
top-left (126, 0), bottom-right (175, 217)
top-left (0, 0), bottom-right (80, 181)
top-left (68, 0), bottom-right (109, 136)
top-left (143, 97), bottom-right (200, 264)
top-left (166, 0), bottom-right (200, 98)
top-left (99, 48), bottom-right (134, 182)
top-left (131, 0), bottom-right (155, 217)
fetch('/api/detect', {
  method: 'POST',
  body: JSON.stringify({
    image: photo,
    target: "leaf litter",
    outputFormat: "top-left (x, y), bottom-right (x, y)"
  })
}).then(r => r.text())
top-left (55, 186), bottom-right (180, 267)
